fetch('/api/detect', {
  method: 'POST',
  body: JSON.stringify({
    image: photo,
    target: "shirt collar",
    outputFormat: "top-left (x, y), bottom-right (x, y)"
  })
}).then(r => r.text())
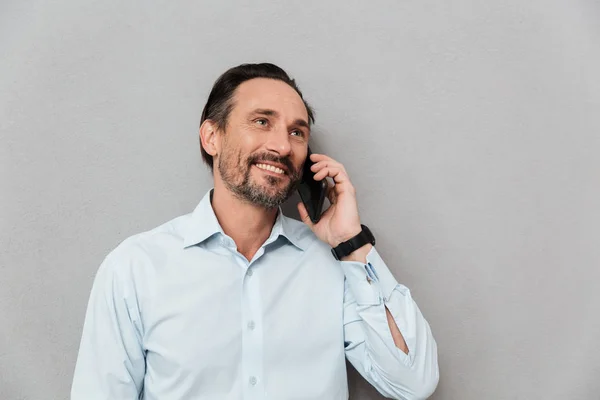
top-left (183, 189), bottom-right (305, 251)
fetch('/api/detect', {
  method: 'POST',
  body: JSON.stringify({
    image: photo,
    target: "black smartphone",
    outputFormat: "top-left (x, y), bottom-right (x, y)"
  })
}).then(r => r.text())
top-left (297, 147), bottom-right (328, 223)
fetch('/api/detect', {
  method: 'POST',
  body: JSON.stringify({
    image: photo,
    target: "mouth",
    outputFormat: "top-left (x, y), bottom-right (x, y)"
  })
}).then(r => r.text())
top-left (253, 163), bottom-right (288, 176)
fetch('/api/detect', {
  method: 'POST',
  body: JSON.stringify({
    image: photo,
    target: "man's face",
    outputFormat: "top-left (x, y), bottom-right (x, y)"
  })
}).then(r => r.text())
top-left (215, 78), bottom-right (310, 209)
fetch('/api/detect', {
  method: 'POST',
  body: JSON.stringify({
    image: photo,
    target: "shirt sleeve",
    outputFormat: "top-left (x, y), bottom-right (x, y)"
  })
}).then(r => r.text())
top-left (71, 250), bottom-right (146, 399)
top-left (341, 246), bottom-right (439, 400)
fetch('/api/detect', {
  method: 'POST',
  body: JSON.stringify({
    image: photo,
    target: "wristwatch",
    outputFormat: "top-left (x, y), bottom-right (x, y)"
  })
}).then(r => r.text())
top-left (331, 224), bottom-right (376, 260)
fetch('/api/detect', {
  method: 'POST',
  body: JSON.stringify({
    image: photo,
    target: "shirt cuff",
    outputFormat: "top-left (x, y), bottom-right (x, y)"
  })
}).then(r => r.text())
top-left (340, 246), bottom-right (399, 306)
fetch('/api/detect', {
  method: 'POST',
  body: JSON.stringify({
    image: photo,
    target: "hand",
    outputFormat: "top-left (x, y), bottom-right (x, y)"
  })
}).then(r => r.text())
top-left (297, 153), bottom-right (362, 248)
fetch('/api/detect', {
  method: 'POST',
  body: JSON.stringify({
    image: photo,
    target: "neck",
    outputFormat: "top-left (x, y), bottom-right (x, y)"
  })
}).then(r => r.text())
top-left (210, 179), bottom-right (279, 261)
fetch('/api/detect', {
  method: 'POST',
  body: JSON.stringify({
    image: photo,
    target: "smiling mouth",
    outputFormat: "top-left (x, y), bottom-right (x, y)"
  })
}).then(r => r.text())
top-left (254, 163), bottom-right (287, 175)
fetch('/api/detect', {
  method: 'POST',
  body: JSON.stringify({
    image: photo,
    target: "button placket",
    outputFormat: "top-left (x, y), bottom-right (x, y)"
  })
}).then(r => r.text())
top-left (241, 259), bottom-right (264, 399)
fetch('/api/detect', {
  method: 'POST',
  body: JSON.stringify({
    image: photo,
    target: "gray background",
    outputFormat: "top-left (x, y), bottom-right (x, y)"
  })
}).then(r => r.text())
top-left (1, 0), bottom-right (599, 399)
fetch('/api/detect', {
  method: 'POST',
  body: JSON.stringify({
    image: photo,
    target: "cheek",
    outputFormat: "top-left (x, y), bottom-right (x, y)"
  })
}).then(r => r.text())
top-left (226, 129), bottom-right (261, 156)
top-left (295, 147), bottom-right (308, 164)
top-left (292, 158), bottom-right (305, 176)
top-left (221, 135), bottom-right (243, 159)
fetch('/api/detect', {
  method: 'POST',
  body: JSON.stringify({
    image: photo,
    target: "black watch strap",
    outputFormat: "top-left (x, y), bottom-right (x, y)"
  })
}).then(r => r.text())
top-left (331, 224), bottom-right (376, 260)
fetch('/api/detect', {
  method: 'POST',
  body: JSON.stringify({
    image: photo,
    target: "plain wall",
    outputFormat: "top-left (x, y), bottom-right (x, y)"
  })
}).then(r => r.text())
top-left (1, 1), bottom-right (599, 399)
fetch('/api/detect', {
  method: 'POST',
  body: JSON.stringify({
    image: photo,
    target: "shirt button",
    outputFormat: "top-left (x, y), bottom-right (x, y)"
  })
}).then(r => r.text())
top-left (249, 376), bottom-right (257, 386)
top-left (247, 269), bottom-right (253, 277)
top-left (247, 321), bottom-right (255, 330)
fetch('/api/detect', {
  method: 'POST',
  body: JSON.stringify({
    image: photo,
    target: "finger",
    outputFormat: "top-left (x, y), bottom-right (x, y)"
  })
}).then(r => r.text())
top-left (312, 163), bottom-right (349, 185)
top-left (314, 166), bottom-right (356, 198)
top-left (309, 153), bottom-right (335, 163)
top-left (309, 154), bottom-right (349, 173)
top-left (311, 160), bottom-right (347, 174)
top-left (326, 180), bottom-right (337, 204)
top-left (313, 165), bottom-right (349, 185)
top-left (297, 201), bottom-right (315, 228)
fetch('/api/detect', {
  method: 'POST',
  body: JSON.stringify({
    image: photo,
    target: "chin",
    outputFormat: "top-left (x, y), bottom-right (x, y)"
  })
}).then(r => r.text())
top-left (252, 173), bottom-right (287, 188)
top-left (251, 182), bottom-right (292, 203)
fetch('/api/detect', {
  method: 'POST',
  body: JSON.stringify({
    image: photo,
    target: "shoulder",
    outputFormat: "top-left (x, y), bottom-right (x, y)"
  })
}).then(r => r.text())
top-left (98, 212), bottom-right (192, 279)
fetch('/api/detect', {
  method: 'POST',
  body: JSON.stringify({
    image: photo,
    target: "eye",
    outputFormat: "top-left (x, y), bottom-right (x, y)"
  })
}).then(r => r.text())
top-left (290, 129), bottom-right (305, 137)
top-left (255, 118), bottom-right (268, 126)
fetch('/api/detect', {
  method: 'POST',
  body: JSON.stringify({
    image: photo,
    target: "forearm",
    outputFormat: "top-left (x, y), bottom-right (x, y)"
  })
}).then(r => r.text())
top-left (342, 244), bottom-right (409, 354)
top-left (386, 306), bottom-right (409, 353)
top-left (341, 246), bottom-right (439, 399)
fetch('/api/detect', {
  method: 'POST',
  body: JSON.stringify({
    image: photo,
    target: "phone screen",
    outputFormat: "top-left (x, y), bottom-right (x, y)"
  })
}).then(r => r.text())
top-left (297, 147), bottom-right (328, 223)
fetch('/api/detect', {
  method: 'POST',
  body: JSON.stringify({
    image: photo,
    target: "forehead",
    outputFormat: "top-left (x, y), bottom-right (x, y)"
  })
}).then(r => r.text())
top-left (231, 78), bottom-right (308, 121)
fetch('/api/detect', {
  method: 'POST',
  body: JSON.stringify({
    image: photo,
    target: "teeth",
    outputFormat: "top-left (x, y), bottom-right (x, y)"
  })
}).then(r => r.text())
top-left (256, 163), bottom-right (285, 174)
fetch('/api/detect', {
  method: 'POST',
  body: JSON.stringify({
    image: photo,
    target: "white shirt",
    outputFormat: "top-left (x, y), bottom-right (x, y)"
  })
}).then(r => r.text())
top-left (71, 189), bottom-right (439, 400)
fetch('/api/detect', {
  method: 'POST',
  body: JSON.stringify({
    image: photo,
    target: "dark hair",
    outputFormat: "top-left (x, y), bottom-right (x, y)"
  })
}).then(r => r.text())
top-left (199, 63), bottom-right (315, 170)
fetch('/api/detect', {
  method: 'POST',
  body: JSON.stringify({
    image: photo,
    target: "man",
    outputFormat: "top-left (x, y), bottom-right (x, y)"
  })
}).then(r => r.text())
top-left (71, 63), bottom-right (439, 400)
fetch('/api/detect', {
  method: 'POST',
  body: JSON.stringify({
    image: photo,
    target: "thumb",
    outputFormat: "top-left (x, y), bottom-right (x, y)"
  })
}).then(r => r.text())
top-left (297, 202), bottom-right (315, 229)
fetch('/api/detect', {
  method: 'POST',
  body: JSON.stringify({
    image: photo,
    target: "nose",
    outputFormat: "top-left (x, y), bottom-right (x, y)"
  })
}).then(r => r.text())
top-left (265, 124), bottom-right (292, 156)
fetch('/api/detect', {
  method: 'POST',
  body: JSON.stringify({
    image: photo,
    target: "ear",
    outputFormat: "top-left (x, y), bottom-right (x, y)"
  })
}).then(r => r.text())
top-left (199, 120), bottom-right (220, 158)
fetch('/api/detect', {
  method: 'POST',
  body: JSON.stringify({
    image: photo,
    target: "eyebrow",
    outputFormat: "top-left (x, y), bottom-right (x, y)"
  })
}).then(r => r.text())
top-left (251, 108), bottom-right (310, 130)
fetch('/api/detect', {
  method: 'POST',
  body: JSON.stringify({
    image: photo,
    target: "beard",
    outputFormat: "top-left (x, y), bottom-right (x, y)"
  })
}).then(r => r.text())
top-left (218, 143), bottom-right (301, 209)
